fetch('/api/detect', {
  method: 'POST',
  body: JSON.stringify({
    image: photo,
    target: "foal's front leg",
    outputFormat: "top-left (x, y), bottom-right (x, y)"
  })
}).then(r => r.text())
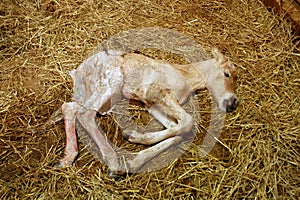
top-left (126, 135), bottom-right (183, 173)
top-left (147, 105), bottom-right (177, 129)
top-left (124, 93), bottom-right (194, 172)
top-left (124, 99), bottom-right (193, 145)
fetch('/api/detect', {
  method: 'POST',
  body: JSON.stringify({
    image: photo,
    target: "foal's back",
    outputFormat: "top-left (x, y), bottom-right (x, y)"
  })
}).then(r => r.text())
top-left (71, 50), bottom-right (198, 111)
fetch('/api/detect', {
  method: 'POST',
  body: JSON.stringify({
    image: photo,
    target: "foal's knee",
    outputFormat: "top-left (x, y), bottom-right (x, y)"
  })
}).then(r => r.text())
top-left (180, 114), bottom-right (193, 134)
top-left (62, 102), bottom-right (80, 120)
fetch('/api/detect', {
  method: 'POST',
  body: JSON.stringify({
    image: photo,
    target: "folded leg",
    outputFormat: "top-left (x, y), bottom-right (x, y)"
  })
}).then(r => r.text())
top-left (148, 105), bottom-right (177, 129)
top-left (124, 86), bottom-right (193, 145)
top-left (126, 136), bottom-right (183, 173)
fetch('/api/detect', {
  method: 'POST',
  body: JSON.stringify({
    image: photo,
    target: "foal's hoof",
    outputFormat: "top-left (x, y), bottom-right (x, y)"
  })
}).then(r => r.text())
top-left (123, 130), bottom-right (138, 140)
top-left (108, 170), bottom-right (126, 180)
top-left (54, 160), bottom-right (74, 168)
top-left (55, 162), bottom-right (65, 168)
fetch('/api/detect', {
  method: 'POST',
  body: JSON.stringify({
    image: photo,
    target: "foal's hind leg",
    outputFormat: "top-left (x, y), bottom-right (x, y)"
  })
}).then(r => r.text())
top-left (74, 84), bottom-right (125, 175)
top-left (76, 108), bottom-right (124, 174)
top-left (57, 102), bottom-right (81, 167)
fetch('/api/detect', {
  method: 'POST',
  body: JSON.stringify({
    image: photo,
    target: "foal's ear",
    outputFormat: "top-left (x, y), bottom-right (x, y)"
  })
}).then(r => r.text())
top-left (211, 48), bottom-right (224, 63)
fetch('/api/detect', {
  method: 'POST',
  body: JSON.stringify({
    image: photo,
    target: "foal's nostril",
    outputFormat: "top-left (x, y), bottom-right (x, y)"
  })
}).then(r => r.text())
top-left (224, 96), bottom-right (238, 112)
top-left (233, 98), bottom-right (238, 107)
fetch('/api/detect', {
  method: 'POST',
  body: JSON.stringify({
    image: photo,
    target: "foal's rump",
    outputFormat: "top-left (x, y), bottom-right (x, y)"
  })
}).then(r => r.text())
top-left (70, 51), bottom-right (125, 113)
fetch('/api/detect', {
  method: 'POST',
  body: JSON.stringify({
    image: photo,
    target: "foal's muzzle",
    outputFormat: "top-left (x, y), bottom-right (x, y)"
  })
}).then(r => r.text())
top-left (224, 96), bottom-right (238, 112)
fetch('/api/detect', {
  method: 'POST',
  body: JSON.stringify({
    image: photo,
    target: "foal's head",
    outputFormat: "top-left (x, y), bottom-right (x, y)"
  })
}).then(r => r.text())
top-left (206, 49), bottom-right (238, 112)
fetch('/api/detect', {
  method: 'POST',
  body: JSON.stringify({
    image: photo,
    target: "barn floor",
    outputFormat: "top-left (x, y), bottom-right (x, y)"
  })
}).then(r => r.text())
top-left (0, 0), bottom-right (299, 199)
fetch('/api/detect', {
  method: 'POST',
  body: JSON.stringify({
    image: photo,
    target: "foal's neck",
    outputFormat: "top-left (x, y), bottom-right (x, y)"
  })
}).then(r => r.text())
top-left (173, 59), bottom-right (216, 92)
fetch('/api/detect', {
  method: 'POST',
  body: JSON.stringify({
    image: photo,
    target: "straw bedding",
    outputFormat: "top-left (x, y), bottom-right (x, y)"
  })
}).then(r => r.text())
top-left (0, 0), bottom-right (299, 199)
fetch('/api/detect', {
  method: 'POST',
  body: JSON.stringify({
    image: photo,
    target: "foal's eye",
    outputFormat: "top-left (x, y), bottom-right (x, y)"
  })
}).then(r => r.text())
top-left (224, 71), bottom-right (230, 78)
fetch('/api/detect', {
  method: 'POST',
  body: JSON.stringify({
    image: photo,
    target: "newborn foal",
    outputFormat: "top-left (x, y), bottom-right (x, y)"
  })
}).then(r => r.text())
top-left (57, 49), bottom-right (237, 175)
